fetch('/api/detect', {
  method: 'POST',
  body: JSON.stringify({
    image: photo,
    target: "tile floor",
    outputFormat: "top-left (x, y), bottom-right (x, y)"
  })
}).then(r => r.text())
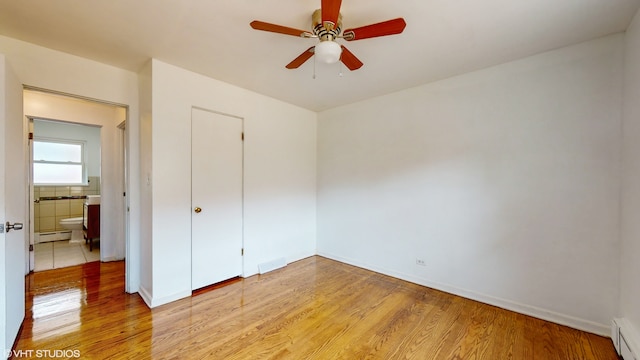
top-left (34, 240), bottom-right (100, 272)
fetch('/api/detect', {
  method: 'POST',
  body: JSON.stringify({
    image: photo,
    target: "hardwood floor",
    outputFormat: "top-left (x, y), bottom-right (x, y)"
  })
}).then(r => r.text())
top-left (15, 256), bottom-right (618, 359)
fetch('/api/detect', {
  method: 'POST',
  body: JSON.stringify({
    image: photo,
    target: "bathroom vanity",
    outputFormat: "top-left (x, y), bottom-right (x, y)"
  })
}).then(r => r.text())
top-left (83, 197), bottom-right (100, 251)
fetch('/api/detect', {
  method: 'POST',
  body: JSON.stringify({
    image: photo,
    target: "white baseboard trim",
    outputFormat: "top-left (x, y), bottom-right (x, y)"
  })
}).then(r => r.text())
top-left (137, 285), bottom-right (191, 309)
top-left (138, 285), bottom-right (152, 308)
top-left (615, 318), bottom-right (640, 359)
top-left (100, 256), bottom-right (124, 262)
top-left (150, 290), bottom-right (191, 308)
top-left (318, 251), bottom-right (610, 337)
top-left (287, 251), bottom-right (316, 267)
top-left (258, 257), bottom-right (287, 274)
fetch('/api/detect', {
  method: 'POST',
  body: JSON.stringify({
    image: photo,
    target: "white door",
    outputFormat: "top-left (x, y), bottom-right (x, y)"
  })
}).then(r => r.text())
top-left (191, 108), bottom-right (243, 290)
top-left (0, 56), bottom-right (26, 356)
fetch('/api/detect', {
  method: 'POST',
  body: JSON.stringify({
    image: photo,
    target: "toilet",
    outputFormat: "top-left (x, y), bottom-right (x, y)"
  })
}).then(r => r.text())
top-left (59, 217), bottom-right (84, 243)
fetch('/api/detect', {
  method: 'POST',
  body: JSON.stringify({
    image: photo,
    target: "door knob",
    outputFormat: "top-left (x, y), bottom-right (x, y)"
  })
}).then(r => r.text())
top-left (194, 207), bottom-right (202, 213)
top-left (5, 222), bottom-right (23, 232)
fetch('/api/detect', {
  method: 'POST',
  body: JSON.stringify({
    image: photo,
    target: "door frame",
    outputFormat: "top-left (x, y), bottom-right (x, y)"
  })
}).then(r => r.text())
top-left (117, 120), bottom-right (129, 288)
top-left (190, 106), bottom-right (245, 290)
top-left (23, 86), bottom-right (132, 288)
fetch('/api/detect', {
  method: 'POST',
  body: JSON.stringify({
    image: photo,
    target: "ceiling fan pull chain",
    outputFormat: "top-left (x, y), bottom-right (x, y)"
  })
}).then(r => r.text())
top-left (313, 54), bottom-right (317, 79)
top-left (339, 61), bottom-right (343, 77)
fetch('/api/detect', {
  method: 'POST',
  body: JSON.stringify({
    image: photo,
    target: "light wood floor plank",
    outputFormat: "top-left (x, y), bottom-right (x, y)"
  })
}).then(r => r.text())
top-left (14, 256), bottom-right (618, 359)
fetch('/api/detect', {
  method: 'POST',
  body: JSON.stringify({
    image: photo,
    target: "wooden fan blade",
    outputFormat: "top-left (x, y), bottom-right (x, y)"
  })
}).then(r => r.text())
top-left (321, 0), bottom-right (342, 29)
top-left (250, 20), bottom-right (310, 37)
top-left (286, 47), bottom-right (315, 69)
top-left (343, 18), bottom-right (406, 41)
top-left (340, 46), bottom-right (363, 71)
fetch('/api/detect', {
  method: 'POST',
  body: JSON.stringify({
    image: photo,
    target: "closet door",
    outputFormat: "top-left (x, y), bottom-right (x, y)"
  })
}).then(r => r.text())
top-left (191, 108), bottom-right (243, 290)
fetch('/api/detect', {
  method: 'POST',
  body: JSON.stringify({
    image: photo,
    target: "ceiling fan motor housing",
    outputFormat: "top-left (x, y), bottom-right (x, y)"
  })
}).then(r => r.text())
top-left (312, 9), bottom-right (342, 41)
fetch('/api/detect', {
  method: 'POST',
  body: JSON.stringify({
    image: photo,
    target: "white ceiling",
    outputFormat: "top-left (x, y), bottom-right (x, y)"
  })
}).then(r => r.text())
top-left (0, 0), bottom-right (638, 111)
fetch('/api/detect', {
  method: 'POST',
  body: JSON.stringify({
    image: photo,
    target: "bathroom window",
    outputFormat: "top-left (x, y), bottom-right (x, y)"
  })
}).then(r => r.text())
top-left (33, 138), bottom-right (87, 185)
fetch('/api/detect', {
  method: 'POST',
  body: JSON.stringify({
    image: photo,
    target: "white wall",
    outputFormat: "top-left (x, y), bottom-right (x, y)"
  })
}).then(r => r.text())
top-left (620, 8), bottom-right (640, 354)
top-left (140, 60), bottom-right (316, 307)
top-left (33, 119), bottom-right (101, 177)
top-left (318, 34), bottom-right (623, 335)
top-left (0, 35), bottom-right (141, 292)
top-left (25, 91), bottom-right (126, 261)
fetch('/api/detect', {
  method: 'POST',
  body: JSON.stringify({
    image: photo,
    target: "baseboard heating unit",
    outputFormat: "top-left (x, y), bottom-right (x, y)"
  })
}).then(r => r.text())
top-left (35, 231), bottom-right (72, 243)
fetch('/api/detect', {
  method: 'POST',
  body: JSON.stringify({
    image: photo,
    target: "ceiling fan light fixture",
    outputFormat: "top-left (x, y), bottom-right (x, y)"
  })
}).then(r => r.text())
top-left (315, 41), bottom-right (342, 64)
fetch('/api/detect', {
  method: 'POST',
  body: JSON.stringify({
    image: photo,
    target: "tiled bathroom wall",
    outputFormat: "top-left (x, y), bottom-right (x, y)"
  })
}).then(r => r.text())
top-left (34, 176), bottom-right (100, 233)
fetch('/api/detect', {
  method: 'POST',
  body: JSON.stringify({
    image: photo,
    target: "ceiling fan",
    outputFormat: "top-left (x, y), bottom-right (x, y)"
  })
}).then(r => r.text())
top-left (250, 0), bottom-right (406, 71)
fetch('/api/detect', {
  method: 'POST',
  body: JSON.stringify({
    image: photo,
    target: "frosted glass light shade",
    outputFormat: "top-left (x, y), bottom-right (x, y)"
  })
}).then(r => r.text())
top-left (315, 41), bottom-right (342, 64)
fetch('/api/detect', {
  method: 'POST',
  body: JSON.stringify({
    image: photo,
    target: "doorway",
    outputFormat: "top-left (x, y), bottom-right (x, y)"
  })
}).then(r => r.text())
top-left (24, 89), bottom-right (128, 273)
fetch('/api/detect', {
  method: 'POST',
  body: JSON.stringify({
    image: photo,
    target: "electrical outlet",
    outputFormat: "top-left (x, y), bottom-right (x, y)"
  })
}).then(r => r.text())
top-left (416, 259), bottom-right (426, 266)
